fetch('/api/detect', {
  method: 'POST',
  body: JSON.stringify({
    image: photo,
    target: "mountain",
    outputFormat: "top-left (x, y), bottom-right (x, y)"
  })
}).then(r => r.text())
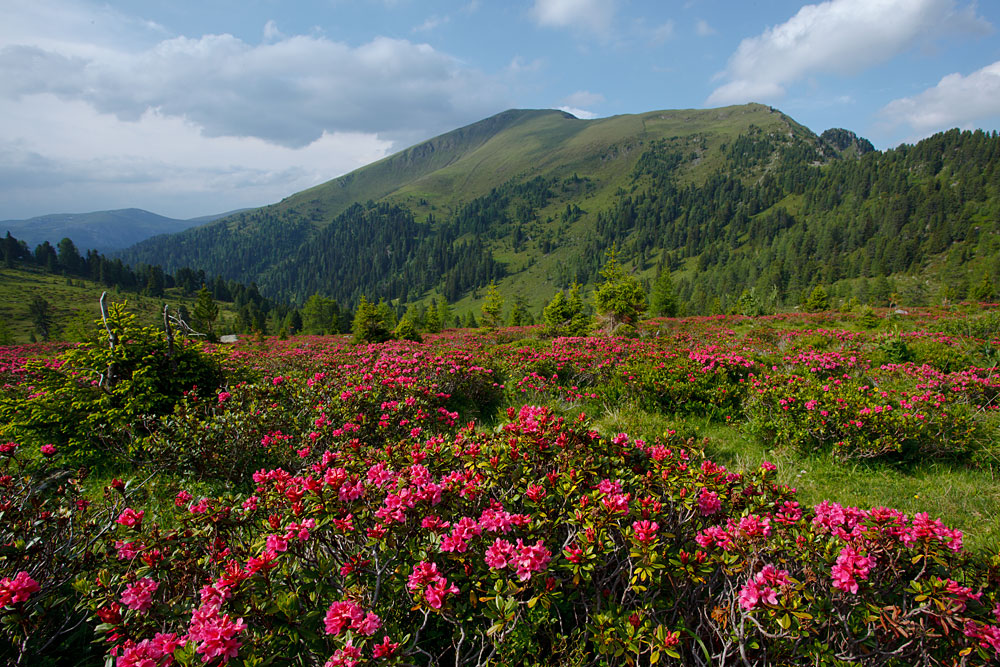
top-left (119, 104), bottom-right (1000, 314)
top-left (0, 208), bottom-right (241, 252)
top-left (819, 128), bottom-right (875, 157)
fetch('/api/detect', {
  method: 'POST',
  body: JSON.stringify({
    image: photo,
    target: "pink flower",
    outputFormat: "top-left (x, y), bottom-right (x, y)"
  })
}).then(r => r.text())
top-left (187, 604), bottom-right (246, 663)
top-left (964, 621), bottom-right (1000, 656)
top-left (324, 600), bottom-right (363, 635)
top-left (324, 641), bottom-right (363, 667)
top-left (695, 525), bottom-right (734, 551)
top-left (739, 564), bottom-right (791, 611)
top-left (407, 561), bottom-right (442, 594)
top-left (40, 443), bottom-right (56, 456)
top-left (116, 633), bottom-right (179, 667)
top-left (513, 539), bottom-right (551, 581)
top-left (0, 571), bottom-right (40, 606)
top-left (737, 514), bottom-right (771, 539)
top-left (484, 539), bottom-right (515, 569)
top-left (116, 508), bottom-right (144, 529)
top-left (114, 540), bottom-right (140, 561)
top-left (372, 635), bottom-right (400, 659)
top-left (831, 546), bottom-right (872, 594)
top-left (120, 577), bottom-right (158, 613)
top-left (526, 484), bottom-right (546, 501)
top-left (265, 533), bottom-right (288, 555)
top-left (563, 544), bottom-right (583, 564)
top-left (698, 488), bottom-right (721, 516)
top-left (631, 520), bottom-right (659, 545)
top-left (217, 391), bottom-right (231, 403)
top-left (423, 579), bottom-right (459, 609)
top-left (174, 490), bottom-right (193, 507)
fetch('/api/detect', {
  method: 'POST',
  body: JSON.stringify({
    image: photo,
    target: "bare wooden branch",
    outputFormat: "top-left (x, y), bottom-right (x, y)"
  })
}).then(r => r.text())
top-left (163, 304), bottom-right (177, 373)
top-left (99, 291), bottom-right (117, 388)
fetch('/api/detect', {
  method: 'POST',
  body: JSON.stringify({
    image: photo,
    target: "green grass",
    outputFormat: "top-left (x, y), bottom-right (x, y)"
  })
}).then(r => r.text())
top-left (589, 403), bottom-right (1000, 554)
top-left (0, 265), bottom-right (238, 343)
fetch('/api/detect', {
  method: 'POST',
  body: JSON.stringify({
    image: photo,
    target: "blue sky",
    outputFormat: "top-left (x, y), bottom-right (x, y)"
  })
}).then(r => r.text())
top-left (2, 0), bottom-right (999, 220)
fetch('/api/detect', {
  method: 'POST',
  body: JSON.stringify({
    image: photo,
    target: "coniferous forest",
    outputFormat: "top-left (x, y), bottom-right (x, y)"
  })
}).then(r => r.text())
top-left (113, 107), bottom-right (999, 318)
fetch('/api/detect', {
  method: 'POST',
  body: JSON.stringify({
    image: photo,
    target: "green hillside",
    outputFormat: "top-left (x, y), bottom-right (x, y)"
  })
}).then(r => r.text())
top-left (0, 264), bottom-right (256, 345)
top-left (118, 104), bottom-right (1000, 316)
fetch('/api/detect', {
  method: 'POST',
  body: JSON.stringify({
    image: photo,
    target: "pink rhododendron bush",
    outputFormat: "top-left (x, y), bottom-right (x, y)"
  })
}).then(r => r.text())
top-left (2, 307), bottom-right (1000, 665)
top-left (5, 405), bottom-right (999, 665)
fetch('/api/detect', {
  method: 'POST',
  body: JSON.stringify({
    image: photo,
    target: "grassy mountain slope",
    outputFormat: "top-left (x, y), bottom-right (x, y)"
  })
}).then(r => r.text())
top-left (0, 265), bottom-right (241, 344)
top-left (120, 104), bottom-right (809, 295)
top-left (119, 104), bottom-right (1000, 317)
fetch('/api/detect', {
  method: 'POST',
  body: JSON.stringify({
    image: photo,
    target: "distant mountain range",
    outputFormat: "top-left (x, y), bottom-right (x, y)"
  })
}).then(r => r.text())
top-left (1, 208), bottom-right (245, 252)
top-left (32, 104), bottom-right (1000, 313)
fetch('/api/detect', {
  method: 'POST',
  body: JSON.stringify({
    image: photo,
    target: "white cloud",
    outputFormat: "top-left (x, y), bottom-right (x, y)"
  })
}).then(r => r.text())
top-left (530, 0), bottom-right (617, 37)
top-left (650, 21), bottom-right (675, 44)
top-left (1, 31), bottom-right (506, 147)
top-left (263, 20), bottom-right (284, 43)
top-left (0, 1), bottom-right (512, 217)
top-left (880, 60), bottom-right (1000, 136)
top-left (413, 15), bottom-right (450, 33)
top-left (706, 0), bottom-right (990, 106)
top-left (507, 56), bottom-right (545, 73)
top-left (0, 94), bottom-right (393, 218)
top-left (557, 106), bottom-right (598, 120)
top-left (695, 19), bottom-right (716, 37)
top-left (562, 90), bottom-right (605, 107)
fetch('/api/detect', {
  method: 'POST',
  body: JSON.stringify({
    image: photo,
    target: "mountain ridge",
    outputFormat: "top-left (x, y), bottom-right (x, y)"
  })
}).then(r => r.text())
top-left (117, 104), bottom-right (999, 314)
top-left (2, 208), bottom-right (244, 252)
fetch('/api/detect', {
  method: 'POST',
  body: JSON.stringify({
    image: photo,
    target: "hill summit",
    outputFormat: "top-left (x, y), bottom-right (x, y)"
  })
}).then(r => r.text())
top-left (119, 103), bottom-right (999, 315)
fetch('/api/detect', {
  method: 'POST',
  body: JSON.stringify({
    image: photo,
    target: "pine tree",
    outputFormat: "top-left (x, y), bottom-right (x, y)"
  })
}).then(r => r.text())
top-left (593, 246), bottom-right (647, 334)
top-left (649, 268), bottom-right (678, 317)
top-left (438, 297), bottom-right (452, 331)
top-left (543, 290), bottom-right (569, 334)
top-left (425, 299), bottom-right (442, 333)
top-left (193, 287), bottom-right (220, 337)
top-left (804, 285), bottom-right (829, 312)
top-left (28, 296), bottom-right (53, 341)
top-left (481, 281), bottom-right (505, 330)
top-left (970, 273), bottom-right (996, 304)
top-left (352, 296), bottom-right (392, 344)
top-left (375, 299), bottom-right (397, 331)
top-left (394, 317), bottom-right (422, 342)
top-left (302, 294), bottom-right (339, 334)
top-left (508, 295), bottom-right (529, 326)
top-left (287, 309), bottom-right (303, 335)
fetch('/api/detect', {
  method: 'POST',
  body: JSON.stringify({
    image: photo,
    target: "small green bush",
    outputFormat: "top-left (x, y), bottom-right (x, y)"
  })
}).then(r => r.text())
top-left (0, 302), bottom-right (223, 464)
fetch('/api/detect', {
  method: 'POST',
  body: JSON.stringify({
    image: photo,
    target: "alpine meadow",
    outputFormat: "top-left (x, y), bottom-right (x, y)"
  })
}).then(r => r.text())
top-left (3, 1), bottom-right (1000, 658)
top-left (3, 98), bottom-right (1000, 666)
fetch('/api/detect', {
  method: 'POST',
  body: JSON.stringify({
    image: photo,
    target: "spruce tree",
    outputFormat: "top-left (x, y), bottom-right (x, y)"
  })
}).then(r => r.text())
top-left (649, 268), bottom-right (678, 317)
top-left (352, 296), bottom-right (392, 344)
top-left (438, 297), bottom-right (452, 331)
top-left (425, 299), bottom-right (442, 333)
top-left (193, 287), bottom-right (219, 337)
top-left (481, 281), bottom-right (505, 331)
top-left (593, 246), bottom-right (647, 333)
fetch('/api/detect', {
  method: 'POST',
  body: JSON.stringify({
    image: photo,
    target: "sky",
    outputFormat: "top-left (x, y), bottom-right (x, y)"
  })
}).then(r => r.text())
top-left (2, 0), bottom-right (1000, 220)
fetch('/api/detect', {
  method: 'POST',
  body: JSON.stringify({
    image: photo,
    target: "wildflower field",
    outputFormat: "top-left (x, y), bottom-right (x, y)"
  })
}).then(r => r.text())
top-left (1, 305), bottom-right (999, 666)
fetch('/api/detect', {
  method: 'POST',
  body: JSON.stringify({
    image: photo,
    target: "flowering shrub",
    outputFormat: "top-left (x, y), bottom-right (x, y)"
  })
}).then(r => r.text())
top-left (742, 362), bottom-right (995, 461)
top-left (2, 308), bottom-right (999, 665)
top-left (0, 440), bottom-right (126, 664)
top-left (0, 303), bottom-right (222, 464)
top-left (72, 406), bottom-right (999, 665)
